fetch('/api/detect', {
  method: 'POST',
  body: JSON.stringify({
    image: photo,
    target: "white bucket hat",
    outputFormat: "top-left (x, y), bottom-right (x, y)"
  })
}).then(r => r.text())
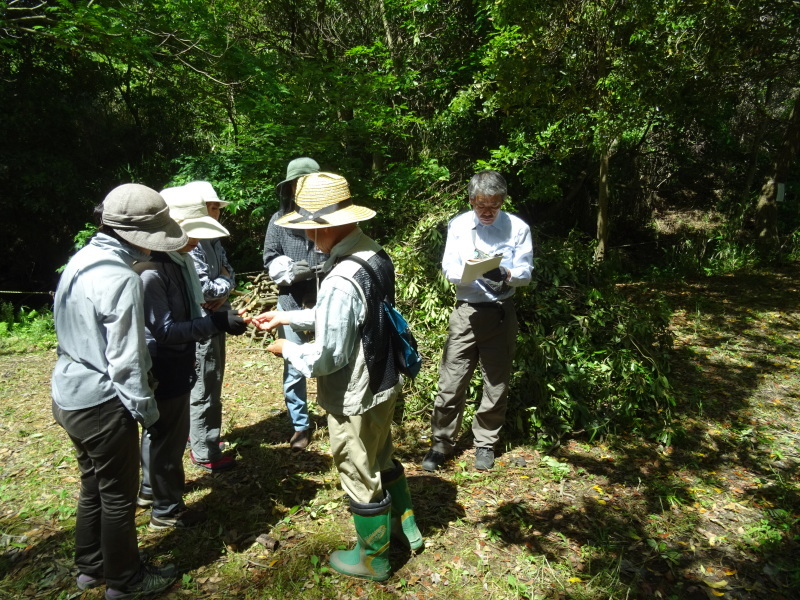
top-left (182, 180), bottom-right (230, 207)
top-left (275, 172), bottom-right (375, 229)
top-left (161, 185), bottom-right (230, 239)
top-left (101, 184), bottom-right (188, 252)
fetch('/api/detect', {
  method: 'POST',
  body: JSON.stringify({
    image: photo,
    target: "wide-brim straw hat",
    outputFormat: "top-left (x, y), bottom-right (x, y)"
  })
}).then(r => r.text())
top-left (161, 186), bottom-right (230, 239)
top-left (275, 172), bottom-right (376, 229)
top-left (102, 183), bottom-right (188, 252)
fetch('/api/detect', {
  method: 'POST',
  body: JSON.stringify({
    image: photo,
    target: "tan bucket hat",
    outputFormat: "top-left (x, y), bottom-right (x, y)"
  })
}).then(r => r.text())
top-left (161, 185), bottom-right (230, 239)
top-left (275, 172), bottom-right (376, 229)
top-left (101, 183), bottom-right (188, 252)
top-left (183, 180), bottom-right (230, 207)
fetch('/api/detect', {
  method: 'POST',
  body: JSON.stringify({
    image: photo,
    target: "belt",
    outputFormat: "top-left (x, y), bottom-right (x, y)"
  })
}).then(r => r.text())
top-left (456, 299), bottom-right (512, 322)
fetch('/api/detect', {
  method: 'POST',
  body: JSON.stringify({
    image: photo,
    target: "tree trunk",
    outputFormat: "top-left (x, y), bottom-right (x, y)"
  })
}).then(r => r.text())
top-left (755, 92), bottom-right (800, 255)
top-left (594, 145), bottom-right (610, 262)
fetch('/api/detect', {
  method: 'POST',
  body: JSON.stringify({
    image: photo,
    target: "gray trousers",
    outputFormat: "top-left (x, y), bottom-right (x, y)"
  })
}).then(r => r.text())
top-left (140, 392), bottom-right (190, 518)
top-left (431, 300), bottom-right (517, 454)
top-left (189, 331), bottom-right (226, 463)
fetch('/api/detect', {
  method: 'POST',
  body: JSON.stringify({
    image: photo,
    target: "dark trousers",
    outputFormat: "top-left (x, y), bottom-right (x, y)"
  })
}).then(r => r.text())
top-left (52, 398), bottom-right (141, 589)
top-left (140, 392), bottom-right (190, 518)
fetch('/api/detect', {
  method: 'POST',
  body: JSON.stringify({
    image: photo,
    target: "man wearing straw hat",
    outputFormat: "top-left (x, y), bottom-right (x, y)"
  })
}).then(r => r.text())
top-left (252, 172), bottom-right (423, 581)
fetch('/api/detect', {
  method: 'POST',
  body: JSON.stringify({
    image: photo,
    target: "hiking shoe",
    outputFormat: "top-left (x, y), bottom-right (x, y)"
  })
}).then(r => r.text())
top-left (189, 451), bottom-right (235, 472)
top-left (149, 508), bottom-right (207, 530)
top-left (474, 447), bottom-right (495, 471)
top-left (77, 573), bottom-right (104, 590)
top-left (104, 563), bottom-right (176, 599)
top-left (422, 449), bottom-right (448, 472)
top-left (290, 429), bottom-right (311, 452)
top-left (137, 492), bottom-right (153, 508)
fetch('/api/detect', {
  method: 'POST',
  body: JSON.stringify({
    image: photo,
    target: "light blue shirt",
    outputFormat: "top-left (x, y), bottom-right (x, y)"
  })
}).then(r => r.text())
top-left (441, 210), bottom-right (533, 303)
top-left (282, 228), bottom-right (367, 379)
top-left (51, 234), bottom-right (160, 427)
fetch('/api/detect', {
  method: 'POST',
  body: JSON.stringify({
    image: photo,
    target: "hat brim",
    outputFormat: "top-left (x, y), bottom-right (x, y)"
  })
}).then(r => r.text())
top-left (115, 221), bottom-right (188, 252)
top-left (180, 217), bottom-right (230, 239)
top-left (275, 205), bottom-right (376, 229)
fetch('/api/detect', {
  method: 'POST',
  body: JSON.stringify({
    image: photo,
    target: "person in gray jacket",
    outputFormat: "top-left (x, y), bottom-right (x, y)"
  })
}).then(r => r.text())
top-left (51, 183), bottom-right (184, 599)
top-left (183, 181), bottom-right (238, 472)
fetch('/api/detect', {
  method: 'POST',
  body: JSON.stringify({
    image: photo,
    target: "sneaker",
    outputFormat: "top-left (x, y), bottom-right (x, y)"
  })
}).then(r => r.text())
top-left (474, 447), bottom-right (495, 471)
top-left (290, 429), bottom-right (311, 452)
top-left (77, 573), bottom-right (104, 591)
top-left (422, 449), bottom-right (448, 472)
top-left (149, 508), bottom-right (207, 530)
top-left (189, 451), bottom-right (235, 472)
top-left (104, 563), bottom-right (176, 599)
top-left (137, 492), bottom-right (153, 508)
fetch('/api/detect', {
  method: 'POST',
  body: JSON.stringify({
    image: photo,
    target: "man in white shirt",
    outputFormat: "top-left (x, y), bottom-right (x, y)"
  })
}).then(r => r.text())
top-left (423, 170), bottom-right (533, 472)
top-left (252, 172), bottom-right (423, 581)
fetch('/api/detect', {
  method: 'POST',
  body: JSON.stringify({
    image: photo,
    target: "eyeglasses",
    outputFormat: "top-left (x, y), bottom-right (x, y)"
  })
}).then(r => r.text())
top-left (472, 201), bottom-right (503, 211)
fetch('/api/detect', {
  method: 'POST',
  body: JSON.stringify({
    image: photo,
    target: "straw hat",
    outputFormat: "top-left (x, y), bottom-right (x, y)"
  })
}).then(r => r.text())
top-left (102, 184), bottom-right (188, 252)
top-left (160, 185), bottom-right (230, 239)
top-left (275, 173), bottom-right (375, 229)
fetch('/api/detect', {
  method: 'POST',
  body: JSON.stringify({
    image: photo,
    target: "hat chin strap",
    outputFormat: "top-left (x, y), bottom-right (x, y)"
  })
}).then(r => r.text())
top-left (289, 198), bottom-right (353, 224)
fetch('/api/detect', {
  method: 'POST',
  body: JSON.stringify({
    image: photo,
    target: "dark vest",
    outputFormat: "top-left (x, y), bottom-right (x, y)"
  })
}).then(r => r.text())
top-left (344, 249), bottom-right (400, 395)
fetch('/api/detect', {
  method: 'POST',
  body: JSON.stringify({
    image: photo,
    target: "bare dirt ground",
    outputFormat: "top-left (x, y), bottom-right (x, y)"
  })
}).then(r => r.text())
top-left (1, 266), bottom-right (800, 599)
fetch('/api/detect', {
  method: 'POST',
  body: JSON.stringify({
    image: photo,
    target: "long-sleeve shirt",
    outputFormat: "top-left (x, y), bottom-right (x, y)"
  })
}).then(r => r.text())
top-left (280, 228), bottom-right (400, 415)
top-left (51, 233), bottom-right (159, 427)
top-left (441, 210), bottom-right (533, 303)
top-left (263, 211), bottom-right (328, 311)
top-left (191, 239), bottom-right (234, 311)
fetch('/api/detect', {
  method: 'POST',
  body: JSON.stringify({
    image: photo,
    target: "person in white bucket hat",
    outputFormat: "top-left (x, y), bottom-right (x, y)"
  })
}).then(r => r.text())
top-left (252, 172), bottom-right (423, 581)
top-left (52, 183), bottom-right (184, 598)
top-left (133, 184), bottom-right (247, 531)
top-left (178, 182), bottom-right (241, 473)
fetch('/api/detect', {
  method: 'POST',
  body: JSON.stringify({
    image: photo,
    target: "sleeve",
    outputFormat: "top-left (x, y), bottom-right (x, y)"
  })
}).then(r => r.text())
top-left (507, 224), bottom-right (534, 288)
top-left (281, 277), bottom-right (363, 378)
top-left (140, 267), bottom-right (220, 345)
top-left (191, 244), bottom-right (234, 302)
top-left (103, 276), bottom-right (159, 427)
top-left (441, 218), bottom-right (467, 285)
top-left (263, 213), bottom-right (284, 271)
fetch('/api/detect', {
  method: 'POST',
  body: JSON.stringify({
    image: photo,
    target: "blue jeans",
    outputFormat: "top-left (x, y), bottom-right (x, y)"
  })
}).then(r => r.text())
top-left (280, 320), bottom-right (311, 432)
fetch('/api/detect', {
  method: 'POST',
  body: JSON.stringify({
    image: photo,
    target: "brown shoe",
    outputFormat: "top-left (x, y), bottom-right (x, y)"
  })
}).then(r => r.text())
top-left (290, 429), bottom-right (311, 451)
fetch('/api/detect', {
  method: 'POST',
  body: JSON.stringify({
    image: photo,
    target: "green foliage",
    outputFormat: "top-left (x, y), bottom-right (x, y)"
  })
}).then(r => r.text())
top-left (0, 303), bottom-right (57, 354)
top-left (509, 232), bottom-right (674, 445)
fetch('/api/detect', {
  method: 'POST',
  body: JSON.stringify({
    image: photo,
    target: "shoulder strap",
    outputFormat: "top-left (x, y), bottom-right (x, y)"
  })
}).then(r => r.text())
top-left (341, 255), bottom-right (388, 302)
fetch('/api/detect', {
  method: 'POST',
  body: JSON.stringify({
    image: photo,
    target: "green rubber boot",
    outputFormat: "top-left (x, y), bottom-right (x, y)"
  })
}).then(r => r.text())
top-left (329, 492), bottom-right (392, 581)
top-left (381, 459), bottom-right (424, 551)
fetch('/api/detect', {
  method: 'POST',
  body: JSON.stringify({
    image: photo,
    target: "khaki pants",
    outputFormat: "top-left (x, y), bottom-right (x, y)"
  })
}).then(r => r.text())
top-left (328, 398), bottom-right (396, 504)
top-left (431, 300), bottom-right (517, 454)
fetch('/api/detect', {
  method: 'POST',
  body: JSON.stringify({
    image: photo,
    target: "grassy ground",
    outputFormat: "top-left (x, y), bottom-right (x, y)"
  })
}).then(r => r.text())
top-left (1, 266), bottom-right (800, 599)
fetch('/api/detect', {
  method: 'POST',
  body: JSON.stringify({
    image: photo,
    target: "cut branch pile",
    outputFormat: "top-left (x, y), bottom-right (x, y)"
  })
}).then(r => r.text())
top-left (231, 272), bottom-right (279, 347)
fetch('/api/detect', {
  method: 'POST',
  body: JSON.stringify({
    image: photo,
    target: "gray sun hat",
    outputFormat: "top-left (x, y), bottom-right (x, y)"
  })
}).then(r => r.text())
top-left (276, 157), bottom-right (320, 192)
top-left (102, 183), bottom-right (188, 252)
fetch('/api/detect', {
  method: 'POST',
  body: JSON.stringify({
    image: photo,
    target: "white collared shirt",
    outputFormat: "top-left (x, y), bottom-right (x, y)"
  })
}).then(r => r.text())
top-left (441, 210), bottom-right (533, 303)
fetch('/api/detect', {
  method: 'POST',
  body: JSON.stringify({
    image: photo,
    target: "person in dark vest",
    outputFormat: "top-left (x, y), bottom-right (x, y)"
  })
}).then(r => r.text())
top-left (252, 172), bottom-right (423, 581)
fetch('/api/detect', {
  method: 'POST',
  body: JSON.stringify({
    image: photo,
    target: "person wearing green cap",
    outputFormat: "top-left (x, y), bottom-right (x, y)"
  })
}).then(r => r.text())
top-left (262, 157), bottom-right (327, 451)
